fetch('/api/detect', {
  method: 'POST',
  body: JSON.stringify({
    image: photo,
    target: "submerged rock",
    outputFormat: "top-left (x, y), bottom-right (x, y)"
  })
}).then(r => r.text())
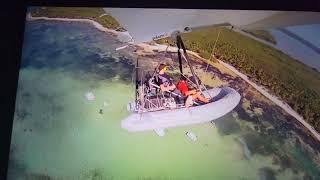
top-left (26, 173), bottom-right (52, 180)
top-left (215, 113), bottom-right (241, 135)
top-left (232, 111), bottom-right (239, 119)
top-left (242, 133), bottom-right (275, 156)
top-left (16, 108), bottom-right (31, 121)
top-left (237, 137), bottom-right (251, 160)
top-left (258, 167), bottom-right (276, 180)
top-left (278, 154), bottom-right (292, 170)
top-left (303, 174), bottom-right (313, 180)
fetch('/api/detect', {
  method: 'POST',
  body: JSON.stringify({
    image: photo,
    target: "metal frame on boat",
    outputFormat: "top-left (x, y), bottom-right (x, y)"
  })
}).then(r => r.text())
top-left (122, 32), bottom-right (241, 132)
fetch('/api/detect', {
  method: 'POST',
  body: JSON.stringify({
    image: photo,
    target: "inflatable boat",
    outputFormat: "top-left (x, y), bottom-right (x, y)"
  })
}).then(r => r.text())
top-left (122, 87), bottom-right (240, 132)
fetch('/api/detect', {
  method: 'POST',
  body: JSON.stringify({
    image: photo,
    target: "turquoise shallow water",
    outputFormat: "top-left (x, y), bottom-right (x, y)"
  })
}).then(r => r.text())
top-left (7, 21), bottom-right (320, 180)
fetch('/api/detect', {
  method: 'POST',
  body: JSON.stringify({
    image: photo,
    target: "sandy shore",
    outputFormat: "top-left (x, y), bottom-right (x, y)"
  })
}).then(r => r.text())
top-left (26, 13), bottom-right (320, 142)
top-left (27, 13), bottom-right (134, 43)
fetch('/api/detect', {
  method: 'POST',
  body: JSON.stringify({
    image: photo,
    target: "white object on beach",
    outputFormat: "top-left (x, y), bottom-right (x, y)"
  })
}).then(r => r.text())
top-left (186, 131), bottom-right (197, 142)
top-left (116, 45), bottom-right (129, 51)
top-left (154, 129), bottom-right (166, 137)
top-left (99, 13), bottom-right (108, 18)
top-left (85, 92), bottom-right (95, 101)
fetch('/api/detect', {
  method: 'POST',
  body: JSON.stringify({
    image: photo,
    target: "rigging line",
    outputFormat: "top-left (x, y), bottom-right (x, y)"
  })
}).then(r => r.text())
top-left (175, 71), bottom-right (197, 89)
top-left (177, 48), bottom-right (183, 74)
top-left (135, 57), bottom-right (140, 102)
top-left (181, 53), bottom-right (202, 92)
top-left (177, 36), bottom-right (199, 88)
top-left (165, 43), bottom-right (176, 65)
top-left (176, 65), bottom-right (212, 99)
top-left (164, 43), bottom-right (169, 59)
top-left (131, 71), bottom-right (135, 99)
top-left (204, 28), bottom-right (222, 74)
top-left (176, 37), bottom-right (183, 74)
top-left (167, 64), bottom-right (209, 100)
top-left (179, 72), bottom-right (211, 101)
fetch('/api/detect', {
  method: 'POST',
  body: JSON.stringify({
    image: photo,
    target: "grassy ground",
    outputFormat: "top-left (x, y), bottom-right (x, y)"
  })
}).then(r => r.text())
top-left (156, 27), bottom-right (320, 132)
top-left (30, 7), bottom-right (124, 31)
top-left (242, 30), bottom-right (277, 44)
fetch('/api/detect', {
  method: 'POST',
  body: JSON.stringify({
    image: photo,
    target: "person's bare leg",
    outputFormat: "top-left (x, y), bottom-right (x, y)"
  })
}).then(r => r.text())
top-left (161, 84), bottom-right (176, 93)
top-left (194, 92), bottom-right (209, 103)
top-left (168, 84), bottom-right (176, 91)
top-left (185, 89), bottom-right (197, 96)
top-left (185, 96), bottom-right (193, 108)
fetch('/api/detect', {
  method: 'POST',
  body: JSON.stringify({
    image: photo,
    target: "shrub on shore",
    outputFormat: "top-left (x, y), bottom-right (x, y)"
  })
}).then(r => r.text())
top-left (30, 7), bottom-right (123, 30)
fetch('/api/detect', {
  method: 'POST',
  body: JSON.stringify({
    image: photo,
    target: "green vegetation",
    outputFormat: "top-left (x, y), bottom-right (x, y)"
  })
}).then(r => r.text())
top-left (243, 30), bottom-right (277, 44)
top-left (156, 27), bottom-right (320, 132)
top-left (30, 7), bottom-right (124, 30)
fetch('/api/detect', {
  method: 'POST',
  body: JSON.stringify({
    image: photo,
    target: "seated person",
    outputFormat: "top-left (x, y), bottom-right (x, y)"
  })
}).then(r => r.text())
top-left (157, 63), bottom-right (176, 93)
top-left (177, 75), bottom-right (209, 107)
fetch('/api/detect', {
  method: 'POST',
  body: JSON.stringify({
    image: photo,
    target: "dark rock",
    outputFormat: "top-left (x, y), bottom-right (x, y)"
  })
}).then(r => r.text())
top-left (272, 156), bottom-right (279, 165)
top-left (234, 106), bottom-right (252, 121)
top-left (303, 174), bottom-right (313, 180)
top-left (241, 133), bottom-right (275, 156)
top-left (254, 126), bottom-right (259, 131)
top-left (258, 167), bottom-right (276, 180)
top-left (278, 155), bottom-right (292, 170)
top-left (294, 137), bottom-right (301, 146)
top-left (266, 128), bottom-right (276, 136)
top-left (16, 108), bottom-right (31, 121)
top-left (26, 173), bottom-right (51, 180)
top-left (237, 137), bottom-right (252, 160)
top-left (215, 113), bottom-right (240, 135)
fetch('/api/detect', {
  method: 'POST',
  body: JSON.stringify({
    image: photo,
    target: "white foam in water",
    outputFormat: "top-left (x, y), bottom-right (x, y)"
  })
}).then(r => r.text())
top-left (155, 129), bottom-right (166, 137)
top-left (103, 101), bottom-right (109, 107)
top-left (238, 137), bottom-right (251, 160)
top-left (85, 91), bottom-right (95, 101)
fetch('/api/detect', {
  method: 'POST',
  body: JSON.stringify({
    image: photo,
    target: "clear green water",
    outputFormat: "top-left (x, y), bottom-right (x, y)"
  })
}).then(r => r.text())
top-left (7, 21), bottom-right (320, 180)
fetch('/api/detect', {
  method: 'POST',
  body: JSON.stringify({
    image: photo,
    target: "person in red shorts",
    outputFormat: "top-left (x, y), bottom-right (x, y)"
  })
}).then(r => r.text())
top-left (177, 75), bottom-right (209, 107)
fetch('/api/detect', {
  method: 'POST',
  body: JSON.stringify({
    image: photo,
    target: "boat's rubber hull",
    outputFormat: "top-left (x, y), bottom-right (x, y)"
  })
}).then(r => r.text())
top-left (121, 87), bottom-right (241, 132)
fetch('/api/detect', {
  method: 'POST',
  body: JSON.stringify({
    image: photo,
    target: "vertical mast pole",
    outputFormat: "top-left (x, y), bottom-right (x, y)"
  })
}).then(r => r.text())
top-left (176, 35), bottom-right (201, 90)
